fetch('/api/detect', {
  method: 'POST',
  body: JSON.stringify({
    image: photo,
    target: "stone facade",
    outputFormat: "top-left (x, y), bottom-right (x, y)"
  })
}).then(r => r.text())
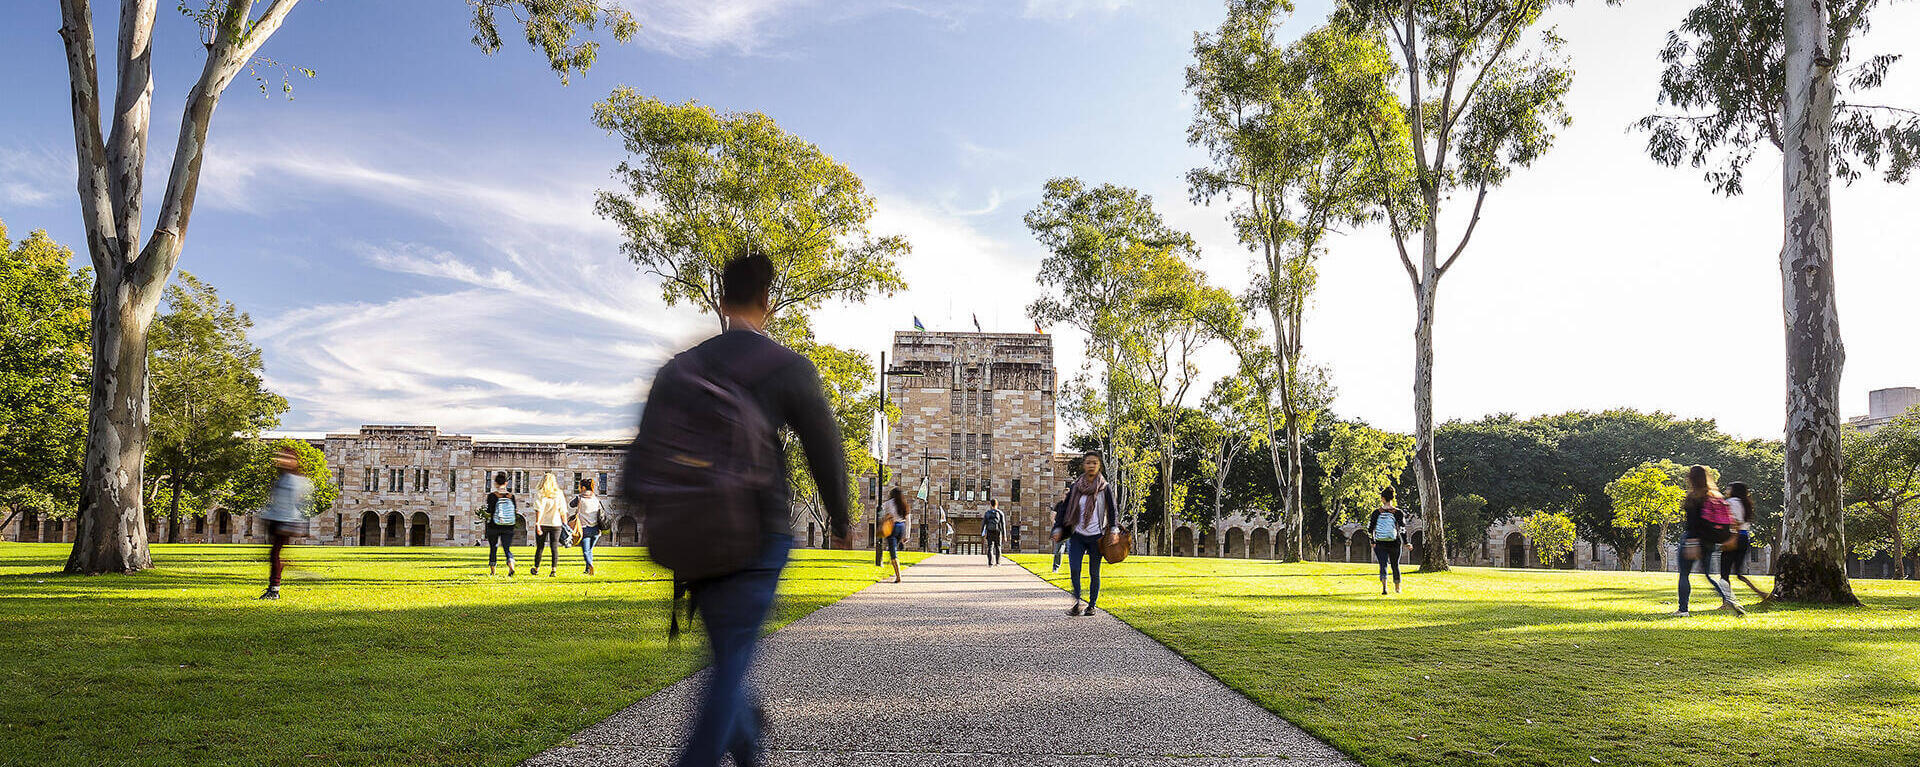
top-left (797, 331), bottom-right (1064, 555)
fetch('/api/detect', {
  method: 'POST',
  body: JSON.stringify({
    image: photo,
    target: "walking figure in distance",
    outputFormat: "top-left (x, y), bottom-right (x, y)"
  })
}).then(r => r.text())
top-left (572, 478), bottom-right (607, 575)
top-left (623, 251), bottom-right (851, 767)
top-left (1721, 481), bottom-right (1768, 599)
top-left (983, 498), bottom-right (1005, 566)
top-left (484, 472), bottom-right (520, 576)
top-left (1675, 464), bottom-right (1743, 617)
top-left (1053, 450), bottom-right (1119, 616)
top-left (1368, 487), bottom-right (1406, 595)
top-left (257, 446), bottom-right (313, 600)
top-left (881, 487), bottom-right (909, 583)
top-left (531, 473), bottom-right (567, 576)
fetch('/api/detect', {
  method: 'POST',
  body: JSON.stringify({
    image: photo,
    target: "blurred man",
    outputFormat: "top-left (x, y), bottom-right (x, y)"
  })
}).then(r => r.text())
top-left (257, 446), bottom-right (312, 600)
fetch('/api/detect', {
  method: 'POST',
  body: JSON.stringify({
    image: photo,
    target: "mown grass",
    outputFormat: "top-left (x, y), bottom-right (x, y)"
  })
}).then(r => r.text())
top-left (1017, 555), bottom-right (1920, 767)
top-left (0, 543), bottom-right (923, 767)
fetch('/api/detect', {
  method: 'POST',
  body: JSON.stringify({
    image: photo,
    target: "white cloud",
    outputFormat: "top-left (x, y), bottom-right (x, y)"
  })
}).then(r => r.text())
top-left (0, 146), bottom-right (72, 209)
top-left (1021, 0), bottom-right (1131, 21)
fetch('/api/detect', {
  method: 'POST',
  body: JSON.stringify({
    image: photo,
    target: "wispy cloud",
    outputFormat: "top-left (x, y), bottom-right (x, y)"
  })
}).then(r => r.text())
top-left (1021, 0), bottom-right (1132, 21)
top-left (0, 146), bottom-right (72, 209)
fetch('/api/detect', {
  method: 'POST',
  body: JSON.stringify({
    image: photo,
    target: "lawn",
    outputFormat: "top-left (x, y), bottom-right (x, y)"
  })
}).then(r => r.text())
top-left (1018, 555), bottom-right (1920, 767)
top-left (0, 543), bottom-right (923, 767)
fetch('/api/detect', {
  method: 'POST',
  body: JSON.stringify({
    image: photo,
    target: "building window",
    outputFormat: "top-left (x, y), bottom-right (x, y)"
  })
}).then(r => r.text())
top-left (363, 467), bottom-right (375, 493)
top-left (982, 477), bottom-right (991, 501)
top-left (513, 471), bottom-right (529, 494)
top-left (1012, 478), bottom-right (1021, 502)
top-left (980, 388), bottom-right (991, 416)
top-left (574, 472), bottom-right (583, 491)
top-left (949, 433), bottom-right (961, 460)
top-left (447, 470), bottom-right (456, 494)
top-left (599, 472), bottom-right (609, 495)
top-left (965, 478), bottom-right (976, 501)
top-left (447, 515), bottom-right (456, 539)
top-left (980, 433), bottom-right (992, 461)
top-left (388, 468), bottom-right (402, 493)
top-left (414, 468), bottom-right (429, 493)
top-left (950, 388), bottom-right (962, 413)
top-left (949, 476), bottom-right (960, 500)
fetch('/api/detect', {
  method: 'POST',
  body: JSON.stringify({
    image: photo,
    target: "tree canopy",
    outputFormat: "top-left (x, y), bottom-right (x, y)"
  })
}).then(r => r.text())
top-left (0, 222), bottom-right (90, 519)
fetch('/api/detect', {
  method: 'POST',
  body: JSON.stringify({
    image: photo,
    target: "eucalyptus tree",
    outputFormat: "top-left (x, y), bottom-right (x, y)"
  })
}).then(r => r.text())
top-left (51, 0), bottom-right (636, 574)
top-left (1028, 179), bottom-right (1198, 529)
top-left (1199, 370), bottom-right (1270, 534)
top-left (1189, 7), bottom-right (1405, 560)
top-left (592, 91), bottom-right (910, 332)
top-left (1336, 0), bottom-right (1579, 571)
top-left (1637, 0), bottom-right (1915, 604)
top-left (0, 223), bottom-right (90, 524)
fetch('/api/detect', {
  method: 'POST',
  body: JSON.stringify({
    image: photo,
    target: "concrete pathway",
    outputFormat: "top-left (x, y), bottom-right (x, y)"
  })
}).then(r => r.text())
top-left (525, 554), bottom-right (1358, 767)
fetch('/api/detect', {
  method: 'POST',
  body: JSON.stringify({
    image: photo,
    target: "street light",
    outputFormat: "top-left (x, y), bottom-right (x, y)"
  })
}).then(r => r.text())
top-left (871, 351), bottom-right (923, 551)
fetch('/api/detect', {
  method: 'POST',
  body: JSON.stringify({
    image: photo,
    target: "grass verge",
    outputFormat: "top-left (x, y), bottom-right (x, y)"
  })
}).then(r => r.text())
top-left (0, 542), bottom-right (922, 766)
top-left (1016, 555), bottom-right (1920, 767)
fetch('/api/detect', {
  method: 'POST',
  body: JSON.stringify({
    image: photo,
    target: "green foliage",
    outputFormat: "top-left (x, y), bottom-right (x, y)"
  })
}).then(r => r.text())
top-left (0, 222), bottom-right (90, 516)
top-left (1637, 0), bottom-right (1918, 195)
top-left (1604, 460), bottom-right (1687, 566)
top-left (467, 0), bottom-right (638, 84)
top-left (1521, 510), bottom-right (1576, 567)
top-left (1316, 421), bottom-right (1414, 526)
top-left (228, 438), bottom-right (338, 517)
top-left (592, 91), bottom-right (909, 329)
top-left (1841, 409), bottom-right (1920, 567)
top-left (146, 273), bottom-right (288, 528)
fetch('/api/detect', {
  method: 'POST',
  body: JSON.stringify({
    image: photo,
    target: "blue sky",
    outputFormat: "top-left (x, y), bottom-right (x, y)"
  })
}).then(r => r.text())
top-left (3, 0), bottom-right (1918, 442)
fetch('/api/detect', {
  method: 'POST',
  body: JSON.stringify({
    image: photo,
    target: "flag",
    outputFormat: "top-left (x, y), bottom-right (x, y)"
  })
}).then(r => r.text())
top-left (868, 415), bottom-right (889, 464)
top-left (913, 315), bottom-right (925, 331)
top-left (916, 477), bottom-right (928, 500)
top-left (1033, 321), bottom-right (1043, 333)
top-left (972, 313), bottom-right (981, 332)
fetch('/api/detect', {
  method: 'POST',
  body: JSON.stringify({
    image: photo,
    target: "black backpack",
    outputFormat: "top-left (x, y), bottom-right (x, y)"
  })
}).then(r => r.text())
top-left (623, 345), bottom-right (785, 581)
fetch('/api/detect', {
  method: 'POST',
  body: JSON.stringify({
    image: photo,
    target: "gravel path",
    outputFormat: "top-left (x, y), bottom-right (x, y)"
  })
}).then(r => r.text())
top-left (524, 553), bottom-right (1358, 767)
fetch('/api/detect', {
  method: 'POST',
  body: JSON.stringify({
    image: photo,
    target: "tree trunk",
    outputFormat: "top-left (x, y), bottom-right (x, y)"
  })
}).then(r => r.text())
top-left (65, 269), bottom-right (157, 574)
top-left (1771, 0), bottom-right (1858, 605)
top-left (1411, 276), bottom-right (1449, 571)
top-left (1280, 419), bottom-right (1305, 562)
top-left (167, 470), bottom-right (183, 544)
top-left (1159, 444), bottom-right (1176, 556)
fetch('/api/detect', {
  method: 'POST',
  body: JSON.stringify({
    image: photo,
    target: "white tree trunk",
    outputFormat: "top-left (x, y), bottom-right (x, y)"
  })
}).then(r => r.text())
top-left (1411, 268), bottom-right (1450, 571)
top-left (1772, 0), bottom-right (1857, 604)
top-left (65, 268), bottom-right (157, 573)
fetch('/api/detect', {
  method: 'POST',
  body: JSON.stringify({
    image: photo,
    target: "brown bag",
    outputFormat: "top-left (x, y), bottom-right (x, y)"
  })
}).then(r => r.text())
top-left (1101, 529), bottom-right (1132, 564)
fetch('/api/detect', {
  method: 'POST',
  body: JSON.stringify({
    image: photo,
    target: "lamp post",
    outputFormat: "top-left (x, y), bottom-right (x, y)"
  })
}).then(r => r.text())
top-left (874, 351), bottom-right (922, 550)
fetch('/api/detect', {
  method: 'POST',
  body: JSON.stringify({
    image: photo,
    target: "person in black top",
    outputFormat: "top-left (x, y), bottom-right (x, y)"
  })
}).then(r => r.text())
top-left (983, 499), bottom-right (1005, 566)
top-left (1366, 487), bottom-right (1407, 595)
top-left (483, 472), bottom-right (520, 576)
top-left (1676, 464), bottom-right (1741, 617)
top-left (659, 251), bottom-right (852, 767)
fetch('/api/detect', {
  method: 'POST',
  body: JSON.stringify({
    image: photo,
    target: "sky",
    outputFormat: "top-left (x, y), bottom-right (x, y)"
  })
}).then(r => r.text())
top-left (1, 0), bottom-right (1917, 443)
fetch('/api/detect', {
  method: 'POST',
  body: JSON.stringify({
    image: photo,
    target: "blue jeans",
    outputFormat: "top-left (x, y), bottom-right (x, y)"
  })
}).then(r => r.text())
top-left (677, 534), bottom-right (791, 767)
top-left (579, 526), bottom-right (601, 569)
top-left (1067, 533), bottom-right (1103, 607)
top-left (1678, 538), bottom-right (1735, 612)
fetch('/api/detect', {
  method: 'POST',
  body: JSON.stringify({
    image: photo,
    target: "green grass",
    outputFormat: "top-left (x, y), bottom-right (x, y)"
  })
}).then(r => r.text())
top-left (1016, 555), bottom-right (1920, 767)
top-left (0, 542), bottom-right (924, 767)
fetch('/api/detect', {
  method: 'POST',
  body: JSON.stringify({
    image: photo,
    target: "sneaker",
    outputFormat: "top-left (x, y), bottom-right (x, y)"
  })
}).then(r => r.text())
top-left (1721, 601), bottom-right (1747, 617)
top-left (1670, 610), bottom-right (1690, 617)
top-left (258, 588), bottom-right (280, 600)
top-left (1080, 605), bottom-right (1097, 616)
top-left (1068, 603), bottom-right (1082, 616)
top-left (549, 570), bottom-right (557, 577)
top-left (531, 568), bottom-right (539, 576)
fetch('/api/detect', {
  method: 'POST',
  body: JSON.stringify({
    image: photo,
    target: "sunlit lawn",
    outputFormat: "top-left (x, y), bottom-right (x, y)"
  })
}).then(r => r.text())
top-left (1018, 555), bottom-right (1920, 767)
top-left (0, 543), bottom-right (923, 767)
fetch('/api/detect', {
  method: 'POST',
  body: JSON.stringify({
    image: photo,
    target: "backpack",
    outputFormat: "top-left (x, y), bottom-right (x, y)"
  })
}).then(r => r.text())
top-left (1701, 496), bottom-right (1736, 526)
top-left (624, 345), bottom-right (785, 581)
top-left (1372, 510), bottom-right (1399, 542)
top-left (984, 508), bottom-right (1003, 533)
top-left (490, 494), bottom-right (518, 526)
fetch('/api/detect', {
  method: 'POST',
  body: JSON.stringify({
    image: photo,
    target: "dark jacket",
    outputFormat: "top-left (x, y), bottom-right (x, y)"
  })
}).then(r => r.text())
top-left (983, 506), bottom-right (1005, 533)
top-left (672, 329), bottom-right (851, 540)
top-left (1052, 481), bottom-right (1119, 537)
top-left (1366, 507), bottom-right (1406, 543)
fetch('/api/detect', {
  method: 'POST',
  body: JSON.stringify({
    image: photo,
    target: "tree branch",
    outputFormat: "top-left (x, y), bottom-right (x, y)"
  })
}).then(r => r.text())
top-left (106, 0), bottom-right (159, 260)
top-left (1437, 182), bottom-right (1488, 278)
top-left (57, 0), bottom-right (119, 270)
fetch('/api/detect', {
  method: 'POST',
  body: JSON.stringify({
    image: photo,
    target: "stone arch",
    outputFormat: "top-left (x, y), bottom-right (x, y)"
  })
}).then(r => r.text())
top-left (216, 510), bottom-right (231, 537)
top-left (409, 512), bottom-right (430, 546)
top-left (1250, 528), bottom-right (1272, 560)
top-left (1505, 532), bottom-right (1526, 568)
top-left (359, 511), bottom-right (380, 545)
top-left (1225, 528), bottom-right (1246, 558)
top-left (1199, 530), bottom-right (1215, 557)
top-left (19, 511), bottom-right (40, 543)
top-left (807, 522), bottom-right (817, 548)
top-left (385, 512), bottom-right (404, 544)
top-left (1349, 529), bottom-right (1369, 562)
top-left (1174, 526), bottom-right (1194, 557)
top-left (617, 515), bottom-right (638, 545)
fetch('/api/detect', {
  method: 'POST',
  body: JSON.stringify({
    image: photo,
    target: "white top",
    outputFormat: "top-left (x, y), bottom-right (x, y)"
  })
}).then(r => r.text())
top-left (1727, 497), bottom-right (1747, 528)
top-left (1072, 488), bottom-right (1107, 537)
top-left (573, 494), bottom-right (606, 528)
top-left (533, 494), bottom-right (568, 527)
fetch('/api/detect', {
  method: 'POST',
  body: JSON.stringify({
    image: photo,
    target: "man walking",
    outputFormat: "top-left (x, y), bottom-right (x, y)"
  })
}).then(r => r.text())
top-left (257, 446), bottom-right (312, 600)
top-left (631, 251), bottom-right (851, 767)
top-left (983, 499), bottom-right (1005, 566)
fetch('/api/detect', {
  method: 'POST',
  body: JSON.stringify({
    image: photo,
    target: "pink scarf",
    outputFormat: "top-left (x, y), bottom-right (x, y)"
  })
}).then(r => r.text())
top-left (1069, 473), bottom-right (1109, 531)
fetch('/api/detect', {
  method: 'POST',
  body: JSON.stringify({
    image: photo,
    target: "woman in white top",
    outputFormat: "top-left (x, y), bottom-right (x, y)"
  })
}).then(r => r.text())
top-left (531, 473), bottom-right (568, 576)
top-left (571, 478), bottom-right (608, 575)
top-left (1720, 482), bottom-right (1767, 598)
top-left (1050, 450), bottom-right (1120, 616)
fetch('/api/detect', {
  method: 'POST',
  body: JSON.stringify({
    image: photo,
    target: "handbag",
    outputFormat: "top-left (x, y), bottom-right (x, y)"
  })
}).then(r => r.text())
top-left (879, 516), bottom-right (896, 540)
top-left (1100, 528), bottom-right (1132, 564)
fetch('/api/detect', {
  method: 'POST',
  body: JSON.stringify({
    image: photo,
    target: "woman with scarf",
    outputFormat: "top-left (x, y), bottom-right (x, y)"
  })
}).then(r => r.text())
top-left (1052, 450), bottom-right (1120, 616)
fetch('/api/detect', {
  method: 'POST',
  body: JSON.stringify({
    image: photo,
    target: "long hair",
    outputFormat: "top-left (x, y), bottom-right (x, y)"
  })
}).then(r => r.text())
top-left (1685, 465), bottom-right (1721, 501)
top-left (1728, 481), bottom-right (1752, 510)
top-left (539, 473), bottom-right (563, 502)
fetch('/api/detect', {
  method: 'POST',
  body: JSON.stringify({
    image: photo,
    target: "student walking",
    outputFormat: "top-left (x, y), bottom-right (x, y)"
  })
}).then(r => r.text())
top-left (572, 478), bottom-right (607, 575)
top-left (256, 446), bottom-right (313, 600)
top-left (983, 499), bottom-right (1006, 566)
top-left (1368, 487), bottom-right (1406, 595)
top-left (623, 251), bottom-right (851, 767)
top-left (879, 488), bottom-right (908, 583)
top-left (1676, 464), bottom-right (1743, 616)
top-left (531, 473), bottom-right (568, 576)
top-left (1052, 450), bottom-right (1120, 616)
top-left (484, 472), bottom-right (521, 576)
top-left (1721, 481), bottom-right (1768, 598)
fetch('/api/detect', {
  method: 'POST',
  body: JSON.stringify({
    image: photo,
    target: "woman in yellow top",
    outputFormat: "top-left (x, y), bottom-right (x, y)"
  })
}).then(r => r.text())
top-left (531, 473), bottom-right (569, 576)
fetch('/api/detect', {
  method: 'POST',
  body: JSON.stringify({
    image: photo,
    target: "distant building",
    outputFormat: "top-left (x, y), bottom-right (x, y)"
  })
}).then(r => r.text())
top-left (1848, 387), bottom-right (1920, 432)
